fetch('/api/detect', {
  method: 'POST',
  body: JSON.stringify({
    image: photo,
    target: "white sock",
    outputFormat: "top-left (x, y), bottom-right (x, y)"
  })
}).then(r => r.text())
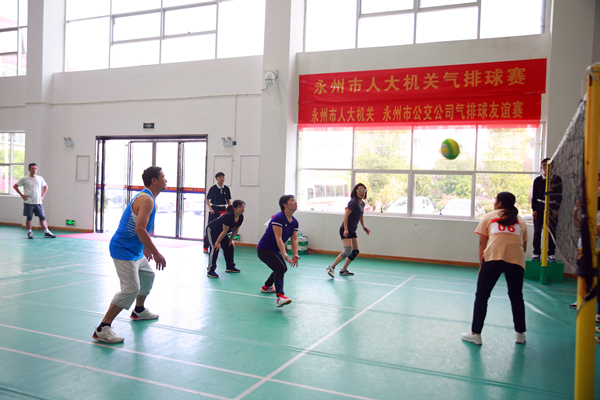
top-left (45, 229), bottom-right (51, 233)
top-left (28, 229), bottom-right (32, 233)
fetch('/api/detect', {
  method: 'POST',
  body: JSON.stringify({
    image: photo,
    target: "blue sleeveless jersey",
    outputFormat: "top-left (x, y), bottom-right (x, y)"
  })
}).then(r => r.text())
top-left (109, 188), bottom-right (156, 260)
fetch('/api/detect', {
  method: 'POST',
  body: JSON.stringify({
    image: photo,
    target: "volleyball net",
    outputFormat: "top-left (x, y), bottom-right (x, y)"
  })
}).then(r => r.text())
top-left (548, 64), bottom-right (599, 400)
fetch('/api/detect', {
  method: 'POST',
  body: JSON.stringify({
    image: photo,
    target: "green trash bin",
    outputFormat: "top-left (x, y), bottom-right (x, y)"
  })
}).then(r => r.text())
top-left (287, 235), bottom-right (308, 255)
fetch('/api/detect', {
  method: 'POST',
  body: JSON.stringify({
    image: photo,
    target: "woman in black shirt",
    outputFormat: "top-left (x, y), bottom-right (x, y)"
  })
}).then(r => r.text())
top-left (326, 183), bottom-right (371, 278)
top-left (205, 200), bottom-right (245, 278)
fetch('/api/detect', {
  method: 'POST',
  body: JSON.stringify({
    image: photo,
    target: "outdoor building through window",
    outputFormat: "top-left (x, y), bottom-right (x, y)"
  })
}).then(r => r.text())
top-left (65, 0), bottom-right (266, 72)
top-left (297, 125), bottom-right (543, 219)
top-left (305, 0), bottom-right (546, 52)
top-left (0, 132), bottom-right (26, 195)
top-left (0, 0), bottom-right (28, 77)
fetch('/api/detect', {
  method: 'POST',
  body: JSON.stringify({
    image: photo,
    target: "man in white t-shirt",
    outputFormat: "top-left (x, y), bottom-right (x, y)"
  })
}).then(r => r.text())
top-left (13, 163), bottom-right (56, 239)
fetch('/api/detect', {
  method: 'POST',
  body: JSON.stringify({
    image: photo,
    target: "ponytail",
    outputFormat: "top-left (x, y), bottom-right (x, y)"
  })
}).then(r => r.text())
top-left (496, 192), bottom-right (519, 226)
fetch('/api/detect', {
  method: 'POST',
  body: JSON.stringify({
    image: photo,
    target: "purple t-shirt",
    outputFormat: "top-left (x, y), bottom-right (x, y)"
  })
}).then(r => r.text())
top-left (257, 211), bottom-right (299, 252)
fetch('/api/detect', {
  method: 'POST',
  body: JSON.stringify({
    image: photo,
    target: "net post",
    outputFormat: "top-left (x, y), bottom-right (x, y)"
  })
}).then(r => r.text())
top-left (574, 65), bottom-right (600, 400)
top-left (540, 162), bottom-right (552, 285)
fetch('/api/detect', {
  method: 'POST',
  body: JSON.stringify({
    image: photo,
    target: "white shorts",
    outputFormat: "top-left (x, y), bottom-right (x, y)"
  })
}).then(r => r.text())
top-left (111, 257), bottom-right (155, 310)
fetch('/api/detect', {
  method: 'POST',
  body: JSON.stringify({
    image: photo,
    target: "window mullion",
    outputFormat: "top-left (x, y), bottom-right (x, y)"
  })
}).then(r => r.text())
top-left (159, 0), bottom-right (164, 63)
top-left (214, 0), bottom-right (220, 59)
top-left (476, 0), bottom-right (481, 39)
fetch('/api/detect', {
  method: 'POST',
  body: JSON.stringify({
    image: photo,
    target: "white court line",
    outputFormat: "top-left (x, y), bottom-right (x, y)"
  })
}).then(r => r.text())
top-left (0, 263), bottom-right (113, 286)
top-left (0, 241), bottom-right (26, 246)
top-left (0, 253), bottom-right (79, 265)
top-left (235, 254), bottom-right (579, 293)
top-left (0, 323), bottom-right (377, 400)
top-left (0, 277), bottom-right (106, 299)
top-left (234, 275), bottom-right (416, 400)
top-left (0, 346), bottom-right (230, 400)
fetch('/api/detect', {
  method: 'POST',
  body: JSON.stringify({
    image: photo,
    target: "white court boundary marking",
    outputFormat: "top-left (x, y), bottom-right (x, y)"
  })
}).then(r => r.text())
top-left (0, 346), bottom-right (230, 400)
top-left (228, 255), bottom-right (578, 294)
top-left (0, 324), bottom-right (377, 400)
top-left (234, 275), bottom-right (416, 400)
top-left (0, 277), bottom-right (106, 299)
top-left (0, 263), bottom-right (113, 286)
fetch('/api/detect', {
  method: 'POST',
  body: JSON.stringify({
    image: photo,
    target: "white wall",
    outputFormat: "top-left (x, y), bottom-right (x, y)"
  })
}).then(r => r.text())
top-left (48, 57), bottom-right (265, 239)
top-left (0, 0), bottom-right (597, 265)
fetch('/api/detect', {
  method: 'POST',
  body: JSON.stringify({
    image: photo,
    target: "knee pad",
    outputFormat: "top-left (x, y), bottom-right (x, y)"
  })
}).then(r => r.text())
top-left (348, 249), bottom-right (360, 261)
top-left (339, 246), bottom-right (352, 259)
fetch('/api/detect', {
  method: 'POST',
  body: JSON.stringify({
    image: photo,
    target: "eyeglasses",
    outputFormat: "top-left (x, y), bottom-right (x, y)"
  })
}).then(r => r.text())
top-left (357, 188), bottom-right (367, 192)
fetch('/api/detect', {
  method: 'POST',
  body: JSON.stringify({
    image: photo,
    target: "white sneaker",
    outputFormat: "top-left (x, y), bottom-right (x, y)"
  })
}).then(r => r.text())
top-left (531, 255), bottom-right (540, 261)
top-left (461, 331), bottom-right (482, 345)
top-left (515, 332), bottom-right (526, 344)
top-left (260, 285), bottom-right (275, 293)
top-left (276, 295), bottom-right (292, 307)
top-left (595, 327), bottom-right (599, 334)
top-left (547, 255), bottom-right (557, 263)
top-left (326, 265), bottom-right (335, 278)
top-left (130, 308), bottom-right (159, 320)
top-left (93, 326), bottom-right (124, 343)
top-left (596, 314), bottom-right (600, 324)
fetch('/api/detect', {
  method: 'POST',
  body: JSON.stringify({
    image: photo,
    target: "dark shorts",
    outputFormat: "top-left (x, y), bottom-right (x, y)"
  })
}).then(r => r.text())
top-left (23, 204), bottom-right (46, 221)
top-left (339, 225), bottom-right (358, 240)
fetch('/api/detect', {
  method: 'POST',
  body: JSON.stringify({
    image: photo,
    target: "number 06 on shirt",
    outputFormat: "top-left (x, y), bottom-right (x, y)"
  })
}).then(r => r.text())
top-left (476, 210), bottom-right (528, 268)
top-left (490, 218), bottom-right (521, 235)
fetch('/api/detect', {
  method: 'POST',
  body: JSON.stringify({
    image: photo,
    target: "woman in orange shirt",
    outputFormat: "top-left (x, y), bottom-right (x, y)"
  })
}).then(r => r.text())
top-left (462, 192), bottom-right (528, 346)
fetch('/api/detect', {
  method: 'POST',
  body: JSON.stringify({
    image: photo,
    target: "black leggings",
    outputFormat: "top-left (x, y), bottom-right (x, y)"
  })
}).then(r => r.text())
top-left (471, 260), bottom-right (526, 334)
top-left (257, 249), bottom-right (288, 295)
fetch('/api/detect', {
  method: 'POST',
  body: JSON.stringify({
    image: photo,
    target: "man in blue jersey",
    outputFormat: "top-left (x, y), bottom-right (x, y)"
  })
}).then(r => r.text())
top-left (257, 195), bottom-right (300, 307)
top-left (93, 166), bottom-right (167, 344)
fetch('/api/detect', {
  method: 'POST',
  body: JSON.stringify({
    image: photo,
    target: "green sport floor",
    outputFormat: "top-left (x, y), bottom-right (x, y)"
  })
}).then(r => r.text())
top-left (0, 225), bottom-right (598, 400)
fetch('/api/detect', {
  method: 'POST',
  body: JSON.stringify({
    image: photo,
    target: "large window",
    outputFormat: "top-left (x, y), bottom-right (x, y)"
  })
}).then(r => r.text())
top-left (0, 132), bottom-right (25, 194)
top-left (305, 0), bottom-right (546, 52)
top-left (65, 0), bottom-right (266, 72)
top-left (0, 0), bottom-right (27, 76)
top-left (297, 125), bottom-right (542, 219)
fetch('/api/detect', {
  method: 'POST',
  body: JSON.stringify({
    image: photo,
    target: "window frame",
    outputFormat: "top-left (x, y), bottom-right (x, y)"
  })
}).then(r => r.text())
top-left (304, 0), bottom-right (549, 52)
top-left (64, 0), bottom-right (266, 71)
top-left (0, 131), bottom-right (26, 195)
top-left (0, 0), bottom-right (27, 77)
top-left (296, 123), bottom-right (545, 219)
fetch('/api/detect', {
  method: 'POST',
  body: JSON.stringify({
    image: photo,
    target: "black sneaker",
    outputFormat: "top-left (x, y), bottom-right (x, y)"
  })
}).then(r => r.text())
top-left (44, 232), bottom-right (57, 238)
top-left (27, 231), bottom-right (33, 239)
top-left (531, 255), bottom-right (540, 261)
top-left (207, 271), bottom-right (219, 278)
top-left (225, 267), bottom-right (241, 273)
top-left (569, 302), bottom-right (577, 309)
top-left (339, 269), bottom-right (354, 276)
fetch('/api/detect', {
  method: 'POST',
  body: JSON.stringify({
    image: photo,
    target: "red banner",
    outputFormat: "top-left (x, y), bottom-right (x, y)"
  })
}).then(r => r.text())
top-left (299, 59), bottom-right (546, 126)
top-left (299, 94), bottom-right (541, 127)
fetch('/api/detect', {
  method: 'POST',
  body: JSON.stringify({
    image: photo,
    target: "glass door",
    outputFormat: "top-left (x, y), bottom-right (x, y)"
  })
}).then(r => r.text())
top-left (104, 140), bottom-right (129, 233)
top-left (153, 142), bottom-right (180, 237)
top-left (181, 141), bottom-right (207, 240)
top-left (95, 137), bottom-right (207, 240)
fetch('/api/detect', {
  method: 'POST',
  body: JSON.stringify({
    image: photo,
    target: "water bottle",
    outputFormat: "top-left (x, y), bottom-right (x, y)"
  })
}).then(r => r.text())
top-left (299, 229), bottom-right (303, 237)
